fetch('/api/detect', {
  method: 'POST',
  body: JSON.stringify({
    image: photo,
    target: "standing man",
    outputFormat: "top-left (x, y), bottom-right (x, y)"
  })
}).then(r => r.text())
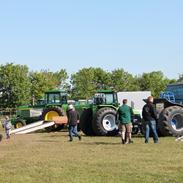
top-left (117, 99), bottom-right (133, 144)
top-left (67, 104), bottom-right (81, 142)
top-left (142, 96), bottom-right (159, 143)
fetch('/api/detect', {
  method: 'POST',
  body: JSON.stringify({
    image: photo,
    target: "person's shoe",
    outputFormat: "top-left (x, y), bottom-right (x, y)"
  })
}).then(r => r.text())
top-left (69, 139), bottom-right (73, 142)
top-left (78, 136), bottom-right (82, 141)
top-left (0, 134), bottom-right (3, 142)
top-left (154, 141), bottom-right (158, 144)
top-left (121, 139), bottom-right (125, 144)
top-left (145, 140), bottom-right (148, 143)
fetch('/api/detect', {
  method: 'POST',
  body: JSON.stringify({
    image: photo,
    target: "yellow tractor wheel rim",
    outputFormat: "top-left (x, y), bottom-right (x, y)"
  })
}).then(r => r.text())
top-left (45, 111), bottom-right (59, 121)
top-left (16, 122), bottom-right (23, 128)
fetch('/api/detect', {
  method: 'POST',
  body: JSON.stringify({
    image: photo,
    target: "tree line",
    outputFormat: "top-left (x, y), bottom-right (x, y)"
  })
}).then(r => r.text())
top-left (0, 63), bottom-right (179, 108)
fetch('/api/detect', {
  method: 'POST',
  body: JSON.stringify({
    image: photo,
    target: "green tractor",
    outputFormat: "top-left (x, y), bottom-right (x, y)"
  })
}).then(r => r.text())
top-left (79, 90), bottom-right (143, 136)
top-left (11, 90), bottom-right (68, 129)
top-left (79, 90), bottom-right (119, 136)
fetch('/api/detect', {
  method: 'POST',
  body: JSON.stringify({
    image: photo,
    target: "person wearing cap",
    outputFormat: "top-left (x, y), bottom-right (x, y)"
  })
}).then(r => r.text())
top-left (66, 104), bottom-right (81, 142)
top-left (142, 96), bottom-right (159, 143)
top-left (117, 99), bottom-right (134, 144)
top-left (2, 116), bottom-right (12, 139)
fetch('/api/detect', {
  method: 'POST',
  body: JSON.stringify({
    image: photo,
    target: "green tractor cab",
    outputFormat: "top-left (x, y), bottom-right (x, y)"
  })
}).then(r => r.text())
top-left (93, 90), bottom-right (118, 107)
top-left (42, 90), bottom-right (68, 122)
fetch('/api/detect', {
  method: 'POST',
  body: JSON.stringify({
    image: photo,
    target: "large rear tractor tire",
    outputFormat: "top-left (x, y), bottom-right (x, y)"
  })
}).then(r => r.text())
top-left (92, 107), bottom-right (118, 136)
top-left (158, 106), bottom-right (183, 137)
top-left (42, 106), bottom-right (64, 131)
top-left (80, 108), bottom-right (95, 136)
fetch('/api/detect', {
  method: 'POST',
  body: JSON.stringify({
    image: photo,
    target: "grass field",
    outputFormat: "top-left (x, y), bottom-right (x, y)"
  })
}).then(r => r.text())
top-left (0, 128), bottom-right (183, 183)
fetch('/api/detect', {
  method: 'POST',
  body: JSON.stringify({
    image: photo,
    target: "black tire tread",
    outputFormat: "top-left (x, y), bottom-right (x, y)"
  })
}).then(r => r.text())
top-left (80, 108), bottom-right (95, 136)
top-left (158, 106), bottom-right (183, 136)
top-left (92, 107), bottom-right (118, 136)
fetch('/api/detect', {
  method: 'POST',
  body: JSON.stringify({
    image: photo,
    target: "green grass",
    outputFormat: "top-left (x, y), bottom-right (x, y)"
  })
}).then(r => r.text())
top-left (0, 128), bottom-right (183, 183)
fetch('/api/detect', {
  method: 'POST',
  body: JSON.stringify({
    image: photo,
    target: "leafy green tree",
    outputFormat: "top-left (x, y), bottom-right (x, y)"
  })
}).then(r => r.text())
top-left (29, 69), bottom-right (69, 102)
top-left (71, 67), bottom-right (113, 99)
top-left (71, 67), bottom-right (142, 99)
top-left (110, 69), bottom-right (138, 91)
top-left (138, 71), bottom-right (170, 97)
top-left (0, 63), bottom-right (31, 108)
top-left (177, 74), bottom-right (183, 83)
top-left (71, 68), bottom-right (96, 99)
top-left (92, 68), bottom-right (111, 90)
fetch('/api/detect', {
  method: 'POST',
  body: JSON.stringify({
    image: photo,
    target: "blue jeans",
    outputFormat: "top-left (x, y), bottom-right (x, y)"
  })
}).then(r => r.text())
top-left (68, 125), bottom-right (80, 140)
top-left (145, 120), bottom-right (159, 143)
top-left (6, 129), bottom-right (11, 139)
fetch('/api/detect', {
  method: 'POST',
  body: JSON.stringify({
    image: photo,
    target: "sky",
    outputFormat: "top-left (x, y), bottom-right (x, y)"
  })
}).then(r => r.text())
top-left (0, 0), bottom-right (182, 79)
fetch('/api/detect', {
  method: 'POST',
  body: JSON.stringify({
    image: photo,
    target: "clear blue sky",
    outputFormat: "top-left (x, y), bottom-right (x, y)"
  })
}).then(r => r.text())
top-left (0, 0), bottom-right (182, 79)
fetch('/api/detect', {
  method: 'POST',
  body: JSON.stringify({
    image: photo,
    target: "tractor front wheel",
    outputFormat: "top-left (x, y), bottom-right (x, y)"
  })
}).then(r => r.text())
top-left (14, 119), bottom-right (26, 129)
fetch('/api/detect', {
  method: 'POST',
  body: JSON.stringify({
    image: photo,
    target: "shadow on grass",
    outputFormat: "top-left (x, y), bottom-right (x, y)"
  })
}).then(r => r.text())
top-left (36, 139), bottom-right (61, 143)
top-left (82, 141), bottom-right (120, 145)
top-left (47, 134), bottom-right (68, 138)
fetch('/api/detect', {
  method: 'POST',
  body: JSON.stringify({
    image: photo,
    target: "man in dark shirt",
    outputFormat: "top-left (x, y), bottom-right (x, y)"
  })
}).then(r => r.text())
top-left (67, 104), bottom-right (81, 142)
top-left (142, 96), bottom-right (159, 143)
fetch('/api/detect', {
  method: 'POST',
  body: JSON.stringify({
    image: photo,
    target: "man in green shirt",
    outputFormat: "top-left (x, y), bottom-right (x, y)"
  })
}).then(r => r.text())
top-left (117, 99), bottom-right (133, 144)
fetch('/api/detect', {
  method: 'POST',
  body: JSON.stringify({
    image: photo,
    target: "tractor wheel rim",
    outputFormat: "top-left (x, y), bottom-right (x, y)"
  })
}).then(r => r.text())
top-left (45, 111), bottom-right (59, 121)
top-left (16, 122), bottom-right (23, 128)
top-left (171, 113), bottom-right (183, 131)
top-left (102, 114), bottom-right (117, 131)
